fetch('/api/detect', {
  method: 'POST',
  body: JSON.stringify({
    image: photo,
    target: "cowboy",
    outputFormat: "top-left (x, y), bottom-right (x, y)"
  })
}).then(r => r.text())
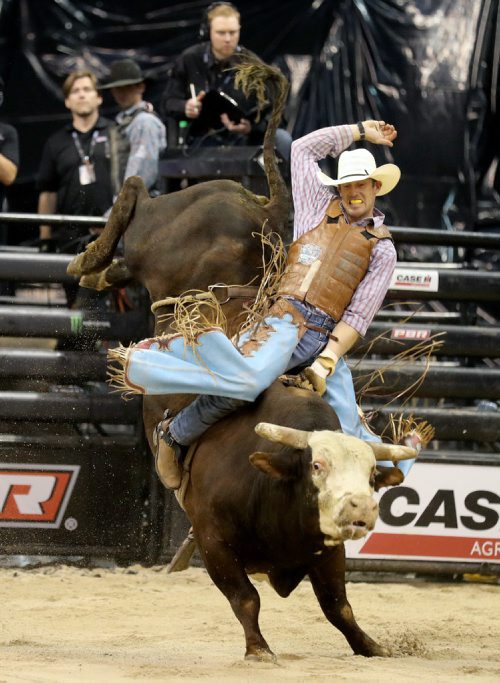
top-left (99, 59), bottom-right (166, 193)
top-left (147, 119), bottom-right (422, 489)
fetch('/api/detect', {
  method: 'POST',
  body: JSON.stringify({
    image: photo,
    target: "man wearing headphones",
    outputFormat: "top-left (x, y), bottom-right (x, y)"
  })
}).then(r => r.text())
top-left (162, 2), bottom-right (291, 160)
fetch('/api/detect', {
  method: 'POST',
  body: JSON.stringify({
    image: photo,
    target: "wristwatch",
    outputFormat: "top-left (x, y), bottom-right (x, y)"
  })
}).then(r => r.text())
top-left (357, 121), bottom-right (366, 141)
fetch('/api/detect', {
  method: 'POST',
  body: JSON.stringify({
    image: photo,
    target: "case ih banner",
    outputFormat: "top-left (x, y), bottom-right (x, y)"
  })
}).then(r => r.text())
top-left (0, 464), bottom-right (80, 529)
top-left (346, 463), bottom-right (500, 564)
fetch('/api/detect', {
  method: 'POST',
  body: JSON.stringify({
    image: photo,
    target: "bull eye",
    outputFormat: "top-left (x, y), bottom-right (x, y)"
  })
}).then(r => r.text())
top-left (369, 468), bottom-right (376, 488)
top-left (311, 461), bottom-right (324, 473)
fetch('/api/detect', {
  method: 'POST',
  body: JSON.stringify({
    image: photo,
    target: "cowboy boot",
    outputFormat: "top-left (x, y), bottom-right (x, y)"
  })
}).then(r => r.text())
top-left (152, 413), bottom-right (183, 490)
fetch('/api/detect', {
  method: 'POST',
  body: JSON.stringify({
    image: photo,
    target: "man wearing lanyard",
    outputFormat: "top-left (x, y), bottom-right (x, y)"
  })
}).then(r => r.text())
top-left (37, 70), bottom-right (116, 268)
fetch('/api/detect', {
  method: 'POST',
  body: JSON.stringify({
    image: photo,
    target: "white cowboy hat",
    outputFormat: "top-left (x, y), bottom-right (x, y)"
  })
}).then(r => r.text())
top-left (318, 148), bottom-right (401, 196)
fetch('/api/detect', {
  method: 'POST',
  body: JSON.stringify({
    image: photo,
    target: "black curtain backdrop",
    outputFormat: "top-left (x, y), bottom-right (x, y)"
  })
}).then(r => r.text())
top-left (0, 0), bottom-right (498, 232)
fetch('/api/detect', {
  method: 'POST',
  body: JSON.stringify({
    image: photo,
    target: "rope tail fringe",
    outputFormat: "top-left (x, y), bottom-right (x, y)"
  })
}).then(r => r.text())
top-left (355, 306), bottom-right (444, 446)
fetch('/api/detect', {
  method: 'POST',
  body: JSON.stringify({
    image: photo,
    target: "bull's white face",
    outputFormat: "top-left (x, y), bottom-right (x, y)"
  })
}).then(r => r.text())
top-left (253, 423), bottom-right (418, 547)
top-left (307, 431), bottom-right (378, 545)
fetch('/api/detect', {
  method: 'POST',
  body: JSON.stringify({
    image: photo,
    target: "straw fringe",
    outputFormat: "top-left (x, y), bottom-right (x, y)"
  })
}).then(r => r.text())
top-left (234, 224), bottom-right (287, 342)
top-left (355, 306), bottom-right (442, 444)
top-left (106, 344), bottom-right (144, 399)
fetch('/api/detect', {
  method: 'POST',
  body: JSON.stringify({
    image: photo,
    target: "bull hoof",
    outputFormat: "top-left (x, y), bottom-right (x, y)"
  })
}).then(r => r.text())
top-left (79, 271), bottom-right (110, 291)
top-left (244, 648), bottom-right (277, 663)
top-left (363, 643), bottom-right (392, 658)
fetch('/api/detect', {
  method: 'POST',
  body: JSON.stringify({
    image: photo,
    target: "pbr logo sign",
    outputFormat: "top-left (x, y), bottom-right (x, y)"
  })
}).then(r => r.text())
top-left (346, 463), bottom-right (500, 564)
top-left (0, 464), bottom-right (80, 529)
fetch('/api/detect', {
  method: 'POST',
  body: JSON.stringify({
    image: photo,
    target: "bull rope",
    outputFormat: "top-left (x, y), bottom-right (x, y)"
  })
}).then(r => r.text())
top-left (150, 224), bottom-right (287, 345)
top-left (106, 226), bottom-right (287, 393)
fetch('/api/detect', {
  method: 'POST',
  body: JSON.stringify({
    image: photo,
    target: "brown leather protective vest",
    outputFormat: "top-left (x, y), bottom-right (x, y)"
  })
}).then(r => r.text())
top-left (277, 198), bottom-right (392, 321)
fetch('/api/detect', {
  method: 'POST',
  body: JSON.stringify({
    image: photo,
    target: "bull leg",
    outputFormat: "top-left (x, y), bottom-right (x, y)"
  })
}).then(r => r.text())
top-left (308, 545), bottom-right (390, 657)
top-left (198, 537), bottom-right (276, 662)
top-left (67, 176), bottom-right (148, 277)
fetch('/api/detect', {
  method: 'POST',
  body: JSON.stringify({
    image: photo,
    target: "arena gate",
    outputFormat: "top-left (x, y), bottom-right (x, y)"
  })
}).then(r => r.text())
top-left (0, 215), bottom-right (499, 576)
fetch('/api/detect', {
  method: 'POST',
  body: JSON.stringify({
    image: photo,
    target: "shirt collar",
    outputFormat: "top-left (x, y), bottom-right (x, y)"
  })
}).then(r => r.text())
top-left (66, 116), bottom-right (108, 133)
top-left (116, 101), bottom-right (146, 123)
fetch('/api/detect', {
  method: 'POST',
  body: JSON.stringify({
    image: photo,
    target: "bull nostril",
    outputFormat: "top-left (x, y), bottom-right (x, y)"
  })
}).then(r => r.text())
top-left (353, 520), bottom-right (366, 527)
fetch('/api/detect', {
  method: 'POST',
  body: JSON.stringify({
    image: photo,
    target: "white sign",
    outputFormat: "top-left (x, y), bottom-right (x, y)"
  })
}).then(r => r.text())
top-left (346, 463), bottom-right (500, 564)
top-left (0, 464), bottom-right (80, 529)
top-left (390, 267), bottom-right (439, 292)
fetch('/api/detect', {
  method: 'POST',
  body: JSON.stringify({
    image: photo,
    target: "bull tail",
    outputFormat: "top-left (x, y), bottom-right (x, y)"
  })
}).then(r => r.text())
top-left (234, 59), bottom-right (289, 220)
top-left (67, 176), bottom-right (148, 277)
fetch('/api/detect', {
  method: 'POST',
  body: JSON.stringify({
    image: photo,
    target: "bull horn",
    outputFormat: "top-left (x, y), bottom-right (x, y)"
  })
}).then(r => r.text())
top-left (255, 422), bottom-right (310, 449)
top-left (368, 442), bottom-right (418, 462)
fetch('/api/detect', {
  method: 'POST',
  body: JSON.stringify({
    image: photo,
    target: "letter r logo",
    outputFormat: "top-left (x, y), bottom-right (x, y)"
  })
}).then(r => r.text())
top-left (0, 474), bottom-right (57, 515)
top-left (0, 465), bottom-right (80, 529)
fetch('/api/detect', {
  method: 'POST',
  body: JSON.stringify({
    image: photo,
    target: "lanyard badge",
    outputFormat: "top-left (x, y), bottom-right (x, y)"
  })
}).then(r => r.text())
top-left (78, 160), bottom-right (96, 185)
top-left (73, 130), bottom-right (99, 186)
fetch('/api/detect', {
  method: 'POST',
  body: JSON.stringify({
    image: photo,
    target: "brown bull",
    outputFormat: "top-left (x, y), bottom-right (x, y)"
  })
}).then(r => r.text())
top-left (67, 61), bottom-right (414, 662)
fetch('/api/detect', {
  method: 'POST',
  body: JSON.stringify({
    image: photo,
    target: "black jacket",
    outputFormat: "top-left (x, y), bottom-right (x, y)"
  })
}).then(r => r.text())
top-left (162, 42), bottom-right (268, 143)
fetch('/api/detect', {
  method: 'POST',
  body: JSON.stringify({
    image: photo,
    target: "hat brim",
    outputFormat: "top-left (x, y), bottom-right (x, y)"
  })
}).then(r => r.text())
top-left (99, 77), bottom-right (145, 90)
top-left (318, 163), bottom-right (401, 196)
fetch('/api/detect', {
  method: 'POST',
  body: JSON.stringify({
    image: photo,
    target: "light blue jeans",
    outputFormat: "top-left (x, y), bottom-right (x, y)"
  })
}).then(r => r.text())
top-left (169, 299), bottom-right (380, 448)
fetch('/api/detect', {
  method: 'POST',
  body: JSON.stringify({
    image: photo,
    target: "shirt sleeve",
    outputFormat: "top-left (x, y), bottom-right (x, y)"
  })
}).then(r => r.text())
top-left (341, 238), bottom-right (397, 336)
top-left (123, 114), bottom-right (167, 189)
top-left (291, 125), bottom-right (354, 239)
top-left (0, 125), bottom-right (19, 166)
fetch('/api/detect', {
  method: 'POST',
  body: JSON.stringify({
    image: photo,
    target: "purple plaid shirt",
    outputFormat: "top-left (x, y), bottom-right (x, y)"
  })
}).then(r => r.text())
top-left (290, 125), bottom-right (396, 336)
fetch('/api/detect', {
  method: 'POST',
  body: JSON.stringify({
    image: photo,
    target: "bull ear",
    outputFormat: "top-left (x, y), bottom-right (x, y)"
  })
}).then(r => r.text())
top-left (249, 452), bottom-right (297, 480)
top-left (374, 465), bottom-right (405, 491)
top-left (368, 442), bottom-right (417, 462)
top-left (255, 422), bottom-right (310, 449)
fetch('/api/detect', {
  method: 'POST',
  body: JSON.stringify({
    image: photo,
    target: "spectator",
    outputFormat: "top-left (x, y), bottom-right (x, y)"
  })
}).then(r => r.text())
top-left (0, 75), bottom-right (19, 295)
top-left (0, 75), bottom-right (19, 214)
top-left (162, 2), bottom-right (291, 161)
top-left (37, 70), bottom-right (116, 257)
top-left (99, 59), bottom-right (166, 194)
top-left (37, 69), bottom-right (117, 309)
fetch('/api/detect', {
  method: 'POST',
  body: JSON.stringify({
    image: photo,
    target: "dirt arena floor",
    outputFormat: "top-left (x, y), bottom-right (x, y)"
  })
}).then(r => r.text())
top-left (0, 565), bottom-right (498, 682)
